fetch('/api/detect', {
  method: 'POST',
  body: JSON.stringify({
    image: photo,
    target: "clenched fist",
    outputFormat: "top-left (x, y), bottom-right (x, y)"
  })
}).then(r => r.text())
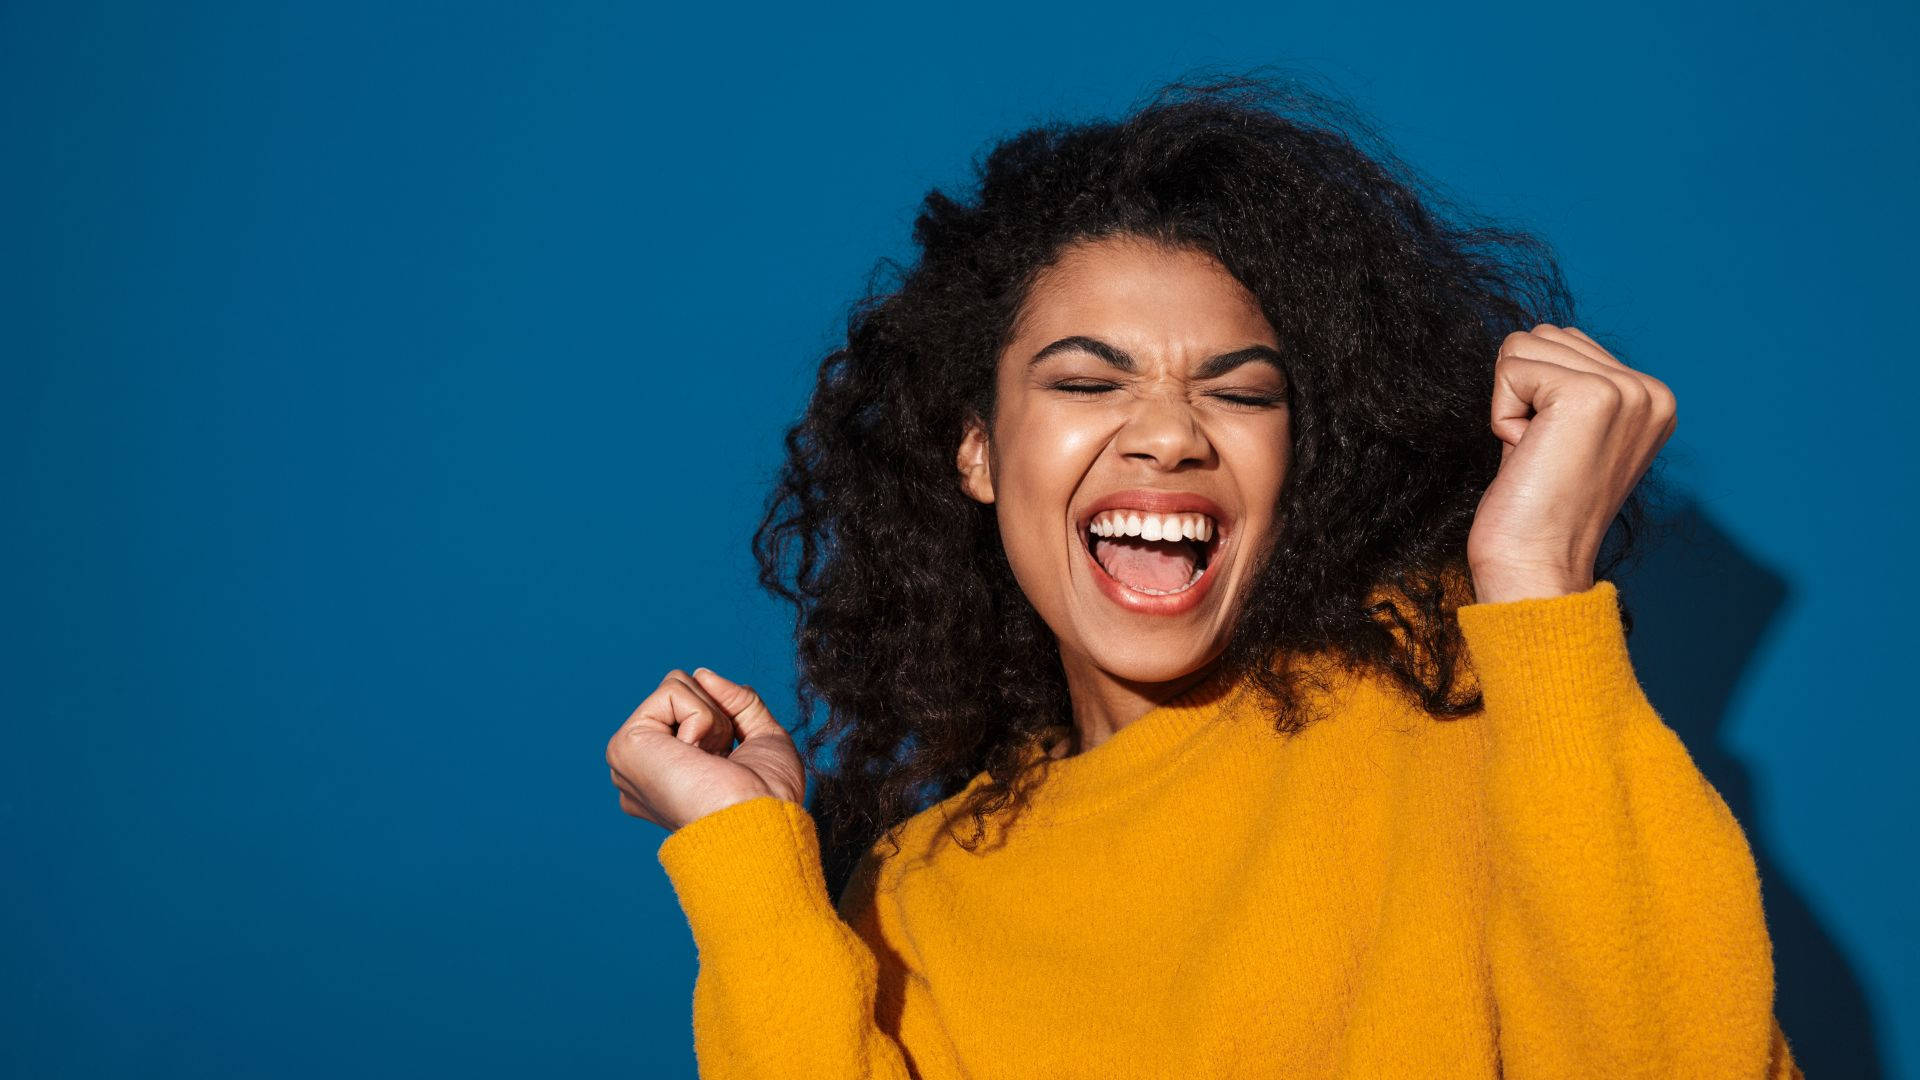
top-left (605, 667), bottom-right (807, 832)
top-left (1467, 324), bottom-right (1678, 604)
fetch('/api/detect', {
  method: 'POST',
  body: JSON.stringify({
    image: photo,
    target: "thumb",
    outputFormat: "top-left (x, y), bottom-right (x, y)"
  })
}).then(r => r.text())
top-left (1491, 354), bottom-right (1555, 448)
top-left (690, 668), bottom-right (787, 741)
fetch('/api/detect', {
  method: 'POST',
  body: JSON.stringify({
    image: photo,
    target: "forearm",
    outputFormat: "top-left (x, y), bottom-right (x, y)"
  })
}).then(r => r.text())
top-left (658, 796), bottom-right (920, 1080)
top-left (1458, 581), bottom-right (1785, 1079)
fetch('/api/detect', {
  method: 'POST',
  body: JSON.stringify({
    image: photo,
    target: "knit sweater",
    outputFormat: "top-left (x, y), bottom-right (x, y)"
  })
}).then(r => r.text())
top-left (655, 579), bottom-right (1801, 1078)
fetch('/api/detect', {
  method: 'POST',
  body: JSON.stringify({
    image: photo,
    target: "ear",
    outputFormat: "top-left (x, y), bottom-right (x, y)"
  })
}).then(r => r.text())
top-left (956, 412), bottom-right (995, 505)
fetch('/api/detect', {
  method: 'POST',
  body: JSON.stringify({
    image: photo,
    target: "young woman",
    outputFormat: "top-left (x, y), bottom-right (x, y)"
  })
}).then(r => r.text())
top-left (605, 73), bottom-right (1801, 1079)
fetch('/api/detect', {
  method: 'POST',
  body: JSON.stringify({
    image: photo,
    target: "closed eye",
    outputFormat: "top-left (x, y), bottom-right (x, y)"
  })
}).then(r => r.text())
top-left (1213, 392), bottom-right (1285, 407)
top-left (1050, 381), bottom-right (1282, 408)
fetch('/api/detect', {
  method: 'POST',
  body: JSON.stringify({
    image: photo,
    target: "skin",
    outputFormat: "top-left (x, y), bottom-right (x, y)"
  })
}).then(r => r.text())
top-left (953, 235), bottom-right (1292, 756)
top-left (1466, 324), bottom-right (1677, 603)
top-left (604, 237), bottom-right (1677, 832)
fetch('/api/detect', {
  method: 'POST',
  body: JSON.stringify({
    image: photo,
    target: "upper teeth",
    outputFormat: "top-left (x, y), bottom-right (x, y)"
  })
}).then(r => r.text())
top-left (1088, 510), bottom-right (1215, 542)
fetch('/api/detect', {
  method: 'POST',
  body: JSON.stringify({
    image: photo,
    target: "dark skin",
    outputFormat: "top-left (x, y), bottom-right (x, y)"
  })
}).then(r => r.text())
top-left (953, 236), bottom-right (1291, 755)
top-left (605, 235), bottom-right (1677, 831)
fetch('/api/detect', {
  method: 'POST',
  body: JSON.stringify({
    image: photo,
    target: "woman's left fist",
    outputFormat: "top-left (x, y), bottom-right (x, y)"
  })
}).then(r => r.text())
top-left (1466, 324), bottom-right (1676, 604)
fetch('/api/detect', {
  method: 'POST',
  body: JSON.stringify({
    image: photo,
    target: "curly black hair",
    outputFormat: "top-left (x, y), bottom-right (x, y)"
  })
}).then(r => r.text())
top-left (750, 67), bottom-right (1670, 901)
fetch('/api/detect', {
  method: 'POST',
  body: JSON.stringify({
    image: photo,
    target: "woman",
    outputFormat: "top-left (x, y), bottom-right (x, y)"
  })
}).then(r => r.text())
top-left (606, 73), bottom-right (1800, 1078)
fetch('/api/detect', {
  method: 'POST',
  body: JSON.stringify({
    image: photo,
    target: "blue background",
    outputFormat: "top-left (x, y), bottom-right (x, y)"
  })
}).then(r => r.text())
top-left (4, 2), bottom-right (1913, 1076)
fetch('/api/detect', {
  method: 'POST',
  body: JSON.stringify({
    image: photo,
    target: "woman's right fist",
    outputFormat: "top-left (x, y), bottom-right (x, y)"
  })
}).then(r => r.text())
top-left (605, 667), bottom-right (807, 832)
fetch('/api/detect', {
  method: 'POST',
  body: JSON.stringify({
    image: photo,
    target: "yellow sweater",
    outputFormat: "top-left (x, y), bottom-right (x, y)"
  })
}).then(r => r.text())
top-left (656, 580), bottom-right (1801, 1078)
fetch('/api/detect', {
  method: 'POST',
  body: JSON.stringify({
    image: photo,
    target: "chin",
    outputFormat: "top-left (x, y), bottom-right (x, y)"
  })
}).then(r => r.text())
top-left (1082, 637), bottom-right (1220, 687)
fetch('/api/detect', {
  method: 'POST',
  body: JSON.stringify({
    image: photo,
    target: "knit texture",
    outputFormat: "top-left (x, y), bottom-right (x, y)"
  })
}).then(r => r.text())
top-left (656, 579), bottom-right (1802, 1078)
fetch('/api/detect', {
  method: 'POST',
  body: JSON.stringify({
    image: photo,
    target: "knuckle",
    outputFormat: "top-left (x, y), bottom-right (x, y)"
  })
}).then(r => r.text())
top-left (1581, 373), bottom-right (1624, 407)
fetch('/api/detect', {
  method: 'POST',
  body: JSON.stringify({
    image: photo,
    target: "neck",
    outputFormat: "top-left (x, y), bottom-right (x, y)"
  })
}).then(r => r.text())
top-left (1055, 652), bottom-right (1224, 758)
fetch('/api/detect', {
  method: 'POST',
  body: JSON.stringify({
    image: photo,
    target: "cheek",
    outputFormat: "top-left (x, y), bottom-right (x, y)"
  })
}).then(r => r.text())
top-left (998, 411), bottom-right (1103, 509)
top-left (994, 468), bottom-right (1069, 573)
top-left (990, 425), bottom-right (1091, 594)
top-left (1216, 424), bottom-right (1292, 556)
top-left (1224, 419), bottom-right (1291, 493)
top-left (990, 503), bottom-right (1069, 627)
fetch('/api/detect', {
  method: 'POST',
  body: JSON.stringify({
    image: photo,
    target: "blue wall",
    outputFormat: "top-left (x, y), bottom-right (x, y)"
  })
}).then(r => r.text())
top-left (4, 2), bottom-right (1911, 1076)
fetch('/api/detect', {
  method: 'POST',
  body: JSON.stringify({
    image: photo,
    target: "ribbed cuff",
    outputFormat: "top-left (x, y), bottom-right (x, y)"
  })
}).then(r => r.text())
top-left (1455, 578), bottom-right (1647, 774)
top-left (656, 795), bottom-right (837, 948)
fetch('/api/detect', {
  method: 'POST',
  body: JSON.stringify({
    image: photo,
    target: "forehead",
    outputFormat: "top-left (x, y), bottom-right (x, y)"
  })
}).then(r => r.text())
top-left (1010, 236), bottom-right (1277, 351)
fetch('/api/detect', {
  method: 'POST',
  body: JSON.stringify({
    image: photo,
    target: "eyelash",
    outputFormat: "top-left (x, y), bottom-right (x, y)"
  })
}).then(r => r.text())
top-left (1050, 381), bottom-right (1285, 408)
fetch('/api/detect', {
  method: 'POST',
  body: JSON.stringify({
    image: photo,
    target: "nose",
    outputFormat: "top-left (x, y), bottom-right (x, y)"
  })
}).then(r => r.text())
top-left (1115, 390), bottom-right (1213, 470)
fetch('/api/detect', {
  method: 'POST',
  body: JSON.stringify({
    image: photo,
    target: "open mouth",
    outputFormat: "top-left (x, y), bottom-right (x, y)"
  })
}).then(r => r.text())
top-left (1080, 510), bottom-right (1223, 597)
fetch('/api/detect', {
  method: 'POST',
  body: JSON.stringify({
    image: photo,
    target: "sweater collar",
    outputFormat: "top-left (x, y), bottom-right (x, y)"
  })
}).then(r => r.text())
top-left (1002, 659), bottom-right (1256, 823)
top-left (959, 572), bottom-right (1473, 828)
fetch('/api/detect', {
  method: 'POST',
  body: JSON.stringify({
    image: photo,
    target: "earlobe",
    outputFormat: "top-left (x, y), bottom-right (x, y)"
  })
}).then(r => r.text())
top-left (956, 415), bottom-right (995, 505)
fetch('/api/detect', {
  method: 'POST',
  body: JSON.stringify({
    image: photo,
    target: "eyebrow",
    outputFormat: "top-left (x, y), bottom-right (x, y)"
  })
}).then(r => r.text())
top-left (1027, 335), bottom-right (1287, 381)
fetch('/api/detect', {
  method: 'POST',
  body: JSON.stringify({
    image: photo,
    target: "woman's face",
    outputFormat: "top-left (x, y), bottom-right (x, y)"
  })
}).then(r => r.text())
top-left (957, 235), bottom-right (1291, 688)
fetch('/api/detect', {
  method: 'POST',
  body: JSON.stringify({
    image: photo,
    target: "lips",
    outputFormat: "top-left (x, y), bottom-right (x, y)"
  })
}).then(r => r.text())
top-left (1075, 489), bottom-right (1233, 616)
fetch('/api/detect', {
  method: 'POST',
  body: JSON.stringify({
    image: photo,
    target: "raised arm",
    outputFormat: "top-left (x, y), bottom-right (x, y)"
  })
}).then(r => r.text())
top-left (1456, 579), bottom-right (1800, 1079)
top-left (657, 794), bottom-right (938, 1080)
top-left (607, 665), bottom-right (944, 1078)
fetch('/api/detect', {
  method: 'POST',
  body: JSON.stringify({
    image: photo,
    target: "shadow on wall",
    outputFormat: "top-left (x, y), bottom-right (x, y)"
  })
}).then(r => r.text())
top-left (1620, 497), bottom-right (1882, 1080)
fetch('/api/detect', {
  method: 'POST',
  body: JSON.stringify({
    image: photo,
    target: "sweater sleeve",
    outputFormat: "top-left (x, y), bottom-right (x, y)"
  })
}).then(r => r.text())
top-left (1455, 579), bottom-right (1802, 1080)
top-left (656, 794), bottom-right (920, 1080)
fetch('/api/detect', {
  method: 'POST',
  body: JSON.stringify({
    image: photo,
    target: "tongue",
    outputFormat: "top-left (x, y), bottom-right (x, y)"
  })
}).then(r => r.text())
top-left (1093, 536), bottom-right (1197, 592)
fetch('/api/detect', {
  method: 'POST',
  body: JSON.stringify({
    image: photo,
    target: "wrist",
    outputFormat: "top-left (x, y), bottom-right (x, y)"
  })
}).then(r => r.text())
top-left (676, 783), bottom-right (781, 832)
top-left (1469, 563), bottom-right (1592, 604)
